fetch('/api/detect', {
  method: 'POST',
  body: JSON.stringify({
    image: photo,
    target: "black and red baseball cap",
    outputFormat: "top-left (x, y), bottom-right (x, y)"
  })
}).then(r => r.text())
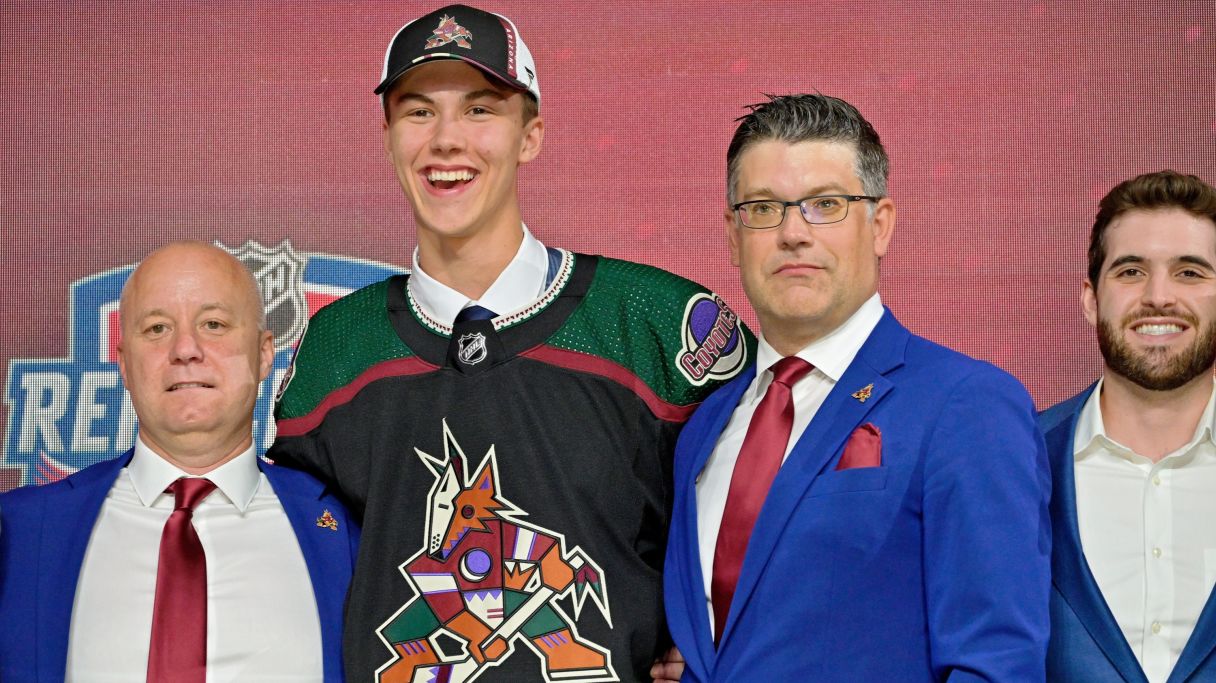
top-left (375, 4), bottom-right (540, 106)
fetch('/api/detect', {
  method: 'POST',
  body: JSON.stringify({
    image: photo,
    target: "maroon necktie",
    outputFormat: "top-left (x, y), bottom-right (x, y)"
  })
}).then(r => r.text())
top-left (711, 356), bottom-right (813, 644)
top-left (147, 477), bottom-right (217, 683)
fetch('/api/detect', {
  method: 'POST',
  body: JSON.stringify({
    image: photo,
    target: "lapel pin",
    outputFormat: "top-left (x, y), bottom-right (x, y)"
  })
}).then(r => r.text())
top-left (851, 383), bottom-right (874, 403)
top-left (316, 509), bottom-right (339, 531)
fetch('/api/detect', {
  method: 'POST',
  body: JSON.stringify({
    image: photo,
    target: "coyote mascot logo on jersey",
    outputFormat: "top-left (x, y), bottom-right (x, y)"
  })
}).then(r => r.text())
top-left (376, 421), bottom-right (617, 683)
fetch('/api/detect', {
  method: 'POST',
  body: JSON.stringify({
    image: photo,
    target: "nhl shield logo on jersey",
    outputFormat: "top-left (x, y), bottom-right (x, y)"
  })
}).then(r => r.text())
top-left (221, 239), bottom-right (308, 352)
top-left (376, 420), bottom-right (617, 683)
top-left (426, 14), bottom-right (473, 50)
top-left (1, 241), bottom-right (402, 491)
top-left (457, 332), bottom-right (489, 366)
top-left (676, 293), bottom-right (747, 386)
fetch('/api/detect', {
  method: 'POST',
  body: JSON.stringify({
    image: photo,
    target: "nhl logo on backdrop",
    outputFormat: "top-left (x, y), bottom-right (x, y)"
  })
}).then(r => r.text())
top-left (221, 239), bottom-right (308, 352)
top-left (676, 293), bottom-right (747, 386)
top-left (457, 332), bottom-right (488, 366)
top-left (1, 240), bottom-right (403, 490)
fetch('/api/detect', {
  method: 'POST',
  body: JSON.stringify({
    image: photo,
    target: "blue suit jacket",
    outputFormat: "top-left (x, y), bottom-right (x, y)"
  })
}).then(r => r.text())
top-left (665, 310), bottom-right (1052, 681)
top-left (0, 449), bottom-right (359, 682)
top-left (1040, 386), bottom-right (1216, 682)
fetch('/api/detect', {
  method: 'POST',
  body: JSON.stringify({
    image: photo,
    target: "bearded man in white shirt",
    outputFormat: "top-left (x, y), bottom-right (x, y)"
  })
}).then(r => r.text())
top-left (0, 242), bottom-right (358, 682)
top-left (1040, 170), bottom-right (1216, 683)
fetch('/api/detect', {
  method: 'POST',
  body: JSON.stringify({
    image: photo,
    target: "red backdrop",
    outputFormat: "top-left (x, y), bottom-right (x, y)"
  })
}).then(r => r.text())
top-left (3, 1), bottom-right (1215, 489)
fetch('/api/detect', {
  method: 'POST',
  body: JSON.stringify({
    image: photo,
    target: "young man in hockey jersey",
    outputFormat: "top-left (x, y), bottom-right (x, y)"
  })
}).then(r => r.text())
top-left (269, 5), bottom-right (752, 682)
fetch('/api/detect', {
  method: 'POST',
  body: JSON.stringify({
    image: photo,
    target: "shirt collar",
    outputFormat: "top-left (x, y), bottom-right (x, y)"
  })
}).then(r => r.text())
top-left (128, 436), bottom-right (262, 512)
top-left (1073, 375), bottom-right (1216, 461)
top-left (408, 223), bottom-right (549, 326)
top-left (755, 293), bottom-right (884, 384)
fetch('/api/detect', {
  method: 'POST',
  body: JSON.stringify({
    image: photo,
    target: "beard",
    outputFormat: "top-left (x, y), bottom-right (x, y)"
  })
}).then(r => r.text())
top-left (1097, 307), bottom-right (1216, 391)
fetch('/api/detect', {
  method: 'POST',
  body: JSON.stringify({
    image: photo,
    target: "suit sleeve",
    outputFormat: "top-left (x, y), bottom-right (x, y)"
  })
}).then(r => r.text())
top-left (922, 367), bottom-right (1052, 681)
top-left (0, 489), bottom-right (44, 681)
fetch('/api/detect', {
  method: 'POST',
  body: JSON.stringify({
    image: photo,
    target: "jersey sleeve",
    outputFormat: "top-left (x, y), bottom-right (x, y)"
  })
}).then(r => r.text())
top-left (269, 277), bottom-right (414, 513)
top-left (544, 257), bottom-right (756, 414)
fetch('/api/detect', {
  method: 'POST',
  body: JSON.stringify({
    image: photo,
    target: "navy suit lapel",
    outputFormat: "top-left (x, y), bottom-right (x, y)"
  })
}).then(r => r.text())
top-left (37, 451), bottom-right (131, 680)
top-left (679, 367), bottom-right (755, 674)
top-left (1046, 394), bottom-right (1148, 683)
top-left (262, 462), bottom-right (352, 683)
top-left (717, 311), bottom-right (903, 647)
top-left (263, 463), bottom-right (336, 586)
top-left (686, 367), bottom-right (756, 481)
top-left (1169, 582), bottom-right (1216, 681)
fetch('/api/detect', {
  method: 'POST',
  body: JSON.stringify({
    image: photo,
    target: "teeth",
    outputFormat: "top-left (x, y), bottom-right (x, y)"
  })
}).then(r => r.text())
top-left (1135, 323), bottom-right (1182, 336)
top-left (170, 382), bottom-right (209, 390)
top-left (427, 169), bottom-right (475, 182)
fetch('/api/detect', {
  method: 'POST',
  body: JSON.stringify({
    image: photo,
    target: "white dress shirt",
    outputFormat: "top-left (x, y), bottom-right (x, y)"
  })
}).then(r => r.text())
top-left (66, 437), bottom-right (323, 682)
top-left (696, 293), bottom-right (885, 627)
top-left (409, 223), bottom-right (550, 325)
top-left (1073, 377), bottom-right (1216, 683)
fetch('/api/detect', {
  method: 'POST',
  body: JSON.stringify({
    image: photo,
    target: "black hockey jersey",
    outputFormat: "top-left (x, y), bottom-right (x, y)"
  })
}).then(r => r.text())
top-left (271, 251), bottom-right (752, 682)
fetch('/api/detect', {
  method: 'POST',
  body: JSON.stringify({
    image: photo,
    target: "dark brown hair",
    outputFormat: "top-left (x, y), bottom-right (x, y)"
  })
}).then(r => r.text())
top-left (1088, 171), bottom-right (1216, 285)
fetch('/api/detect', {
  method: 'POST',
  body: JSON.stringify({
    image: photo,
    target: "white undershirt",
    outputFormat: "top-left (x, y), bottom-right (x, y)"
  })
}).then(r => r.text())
top-left (409, 223), bottom-right (549, 325)
top-left (1073, 377), bottom-right (1216, 683)
top-left (696, 294), bottom-right (884, 627)
top-left (66, 437), bottom-right (323, 682)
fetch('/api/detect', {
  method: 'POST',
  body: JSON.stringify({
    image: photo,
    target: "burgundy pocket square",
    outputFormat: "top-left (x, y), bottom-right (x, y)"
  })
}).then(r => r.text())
top-left (835, 423), bottom-right (882, 470)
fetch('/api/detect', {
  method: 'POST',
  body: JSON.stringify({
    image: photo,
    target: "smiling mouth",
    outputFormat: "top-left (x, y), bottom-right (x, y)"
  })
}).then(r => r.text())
top-left (1132, 323), bottom-right (1184, 336)
top-left (168, 382), bottom-right (214, 391)
top-left (426, 168), bottom-right (477, 190)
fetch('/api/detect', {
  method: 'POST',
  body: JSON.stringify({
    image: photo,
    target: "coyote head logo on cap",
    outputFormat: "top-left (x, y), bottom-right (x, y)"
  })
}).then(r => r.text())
top-left (426, 15), bottom-right (473, 49)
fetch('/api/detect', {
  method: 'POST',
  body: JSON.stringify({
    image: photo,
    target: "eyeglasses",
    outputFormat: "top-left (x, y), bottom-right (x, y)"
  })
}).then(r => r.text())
top-left (731, 194), bottom-right (881, 229)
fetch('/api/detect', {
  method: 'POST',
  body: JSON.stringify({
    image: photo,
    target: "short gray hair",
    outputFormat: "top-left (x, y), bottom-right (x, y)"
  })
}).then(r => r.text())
top-left (726, 94), bottom-right (888, 207)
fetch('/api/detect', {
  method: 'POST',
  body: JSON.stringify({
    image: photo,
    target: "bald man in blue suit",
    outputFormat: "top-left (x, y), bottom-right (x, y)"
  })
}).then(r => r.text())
top-left (0, 243), bottom-right (358, 682)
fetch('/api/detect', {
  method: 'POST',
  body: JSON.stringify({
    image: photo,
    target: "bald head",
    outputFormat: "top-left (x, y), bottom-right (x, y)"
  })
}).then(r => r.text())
top-left (116, 241), bottom-right (275, 473)
top-left (120, 242), bottom-right (265, 334)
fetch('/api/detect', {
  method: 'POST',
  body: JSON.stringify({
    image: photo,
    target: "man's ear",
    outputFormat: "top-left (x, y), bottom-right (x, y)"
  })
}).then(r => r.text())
top-left (258, 331), bottom-right (275, 382)
top-left (725, 208), bottom-right (741, 267)
top-left (1081, 279), bottom-right (1098, 327)
top-left (117, 339), bottom-right (128, 384)
top-left (870, 197), bottom-right (896, 258)
top-left (518, 115), bottom-right (544, 165)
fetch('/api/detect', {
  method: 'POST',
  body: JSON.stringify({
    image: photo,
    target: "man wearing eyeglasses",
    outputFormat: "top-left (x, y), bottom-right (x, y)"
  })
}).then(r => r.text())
top-left (659, 94), bottom-right (1051, 681)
